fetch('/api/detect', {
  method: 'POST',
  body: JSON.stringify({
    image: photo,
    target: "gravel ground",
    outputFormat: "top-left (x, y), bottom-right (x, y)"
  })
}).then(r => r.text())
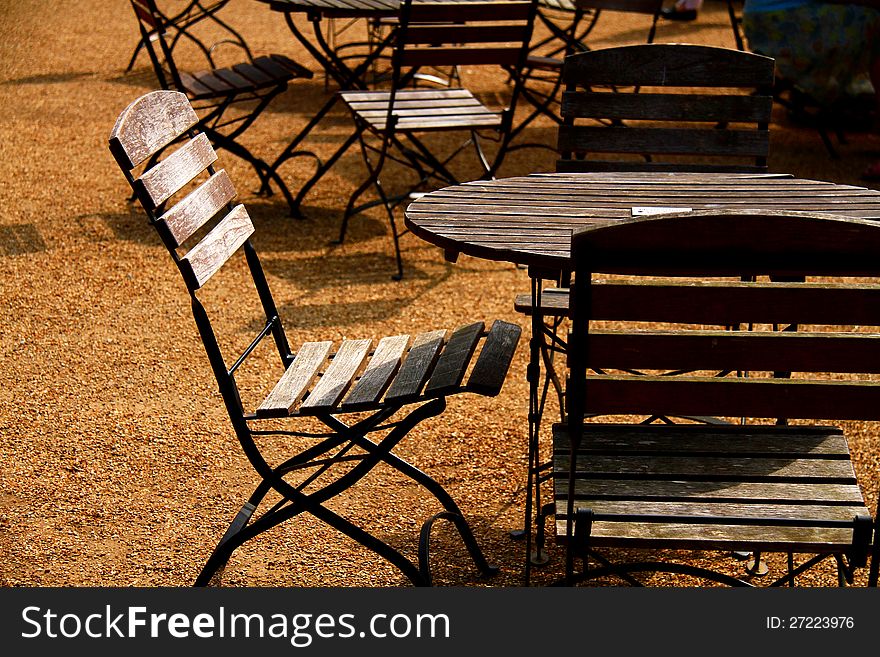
top-left (1, 0), bottom-right (878, 588)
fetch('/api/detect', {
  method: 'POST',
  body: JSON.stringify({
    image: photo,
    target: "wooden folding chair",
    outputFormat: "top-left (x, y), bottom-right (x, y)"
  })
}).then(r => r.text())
top-left (109, 90), bottom-right (522, 586)
top-left (337, 0), bottom-right (538, 280)
top-left (127, 0), bottom-right (314, 215)
top-left (554, 209), bottom-right (879, 586)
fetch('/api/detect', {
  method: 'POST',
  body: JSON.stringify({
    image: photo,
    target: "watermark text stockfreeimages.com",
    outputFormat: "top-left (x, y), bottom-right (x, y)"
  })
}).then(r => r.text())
top-left (21, 605), bottom-right (450, 647)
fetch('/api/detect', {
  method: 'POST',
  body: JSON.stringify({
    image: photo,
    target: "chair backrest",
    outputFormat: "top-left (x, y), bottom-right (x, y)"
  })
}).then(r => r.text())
top-left (109, 90), bottom-right (291, 422)
top-left (388, 0), bottom-right (538, 108)
top-left (556, 43), bottom-right (776, 173)
top-left (566, 209), bottom-right (880, 434)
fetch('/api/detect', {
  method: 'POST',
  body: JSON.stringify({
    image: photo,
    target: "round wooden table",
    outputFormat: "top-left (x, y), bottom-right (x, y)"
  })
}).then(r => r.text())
top-left (404, 171), bottom-right (880, 272)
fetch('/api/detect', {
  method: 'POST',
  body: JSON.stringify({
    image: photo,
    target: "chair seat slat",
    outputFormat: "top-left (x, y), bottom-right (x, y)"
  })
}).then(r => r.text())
top-left (467, 320), bottom-right (522, 395)
top-left (384, 330), bottom-right (447, 403)
top-left (342, 335), bottom-right (411, 410)
top-left (300, 339), bottom-right (373, 412)
top-left (258, 341), bottom-right (333, 417)
top-left (424, 322), bottom-right (485, 396)
top-left (561, 477), bottom-right (866, 505)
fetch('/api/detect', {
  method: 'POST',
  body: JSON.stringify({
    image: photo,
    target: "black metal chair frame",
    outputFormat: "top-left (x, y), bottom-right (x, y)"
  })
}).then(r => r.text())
top-left (125, 0), bottom-right (251, 73)
top-left (128, 0), bottom-right (316, 215)
top-left (109, 90), bottom-right (522, 586)
top-left (337, 0), bottom-right (539, 280)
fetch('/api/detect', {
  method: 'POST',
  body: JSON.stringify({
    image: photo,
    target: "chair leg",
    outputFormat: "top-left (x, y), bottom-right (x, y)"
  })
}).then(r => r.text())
top-left (196, 399), bottom-right (495, 586)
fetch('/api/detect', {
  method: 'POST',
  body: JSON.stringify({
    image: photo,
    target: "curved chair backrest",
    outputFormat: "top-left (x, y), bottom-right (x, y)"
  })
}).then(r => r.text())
top-left (567, 209), bottom-right (880, 427)
top-left (109, 90), bottom-right (291, 421)
top-left (557, 43), bottom-right (776, 173)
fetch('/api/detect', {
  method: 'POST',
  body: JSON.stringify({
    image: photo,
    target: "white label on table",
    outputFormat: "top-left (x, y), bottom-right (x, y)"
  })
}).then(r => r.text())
top-left (631, 206), bottom-right (693, 216)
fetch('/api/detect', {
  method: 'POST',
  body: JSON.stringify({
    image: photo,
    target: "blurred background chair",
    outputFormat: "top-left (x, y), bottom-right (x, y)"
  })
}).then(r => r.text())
top-left (109, 89), bottom-right (522, 587)
top-left (126, 0), bottom-right (314, 213)
top-left (337, 0), bottom-right (538, 280)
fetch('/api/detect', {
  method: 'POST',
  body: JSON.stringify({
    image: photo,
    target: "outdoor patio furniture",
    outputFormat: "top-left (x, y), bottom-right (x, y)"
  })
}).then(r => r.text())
top-left (337, 0), bottom-right (538, 280)
top-left (555, 209), bottom-right (879, 586)
top-left (108, 89), bottom-right (522, 586)
top-left (126, 0), bottom-right (314, 214)
top-left (555, 43), bottom-right (775, 173)
top-left (125, 0), bottom-right (243, 73)
top-left (404, 170), bottom-right (880, 584)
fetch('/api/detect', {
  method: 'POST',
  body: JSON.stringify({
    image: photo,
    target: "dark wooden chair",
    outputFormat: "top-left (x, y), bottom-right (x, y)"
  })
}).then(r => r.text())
top-left (554, 209), bottom-right (879, 586)
top-left (337, 0), bottom-right (538, 280)
top-left (555, 43), bottom-right (775, 173)
top-left (109, 90), bottom-right (522, 586)
top-left (126, 0), bottom-right (314, 214)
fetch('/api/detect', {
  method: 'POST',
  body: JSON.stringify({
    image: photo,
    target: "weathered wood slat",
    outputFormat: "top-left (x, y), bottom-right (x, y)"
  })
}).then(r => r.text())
top-left (554, 424), bottom-right (851, 456)
top-left (557, 477), bottom-right (866, 504)
top-left (213, 68), bottom-right (257, 92)
top-left (585, 330), bottom-right (880, 375)
top-left (137, 133), bottom-right (217, 209)
top-left (178, 71), bottom-right (219, 99)
top-left (553, 519), bottom-right (862, 551)
top-left (180, 203), bottom-right (253, 289)
top-left (466, 320), bottom-right (522, 395)
top-left (558, 501), bottom-right (868, 523)
top-left (561, 91), bottom-right (772, 124)
top-left (588, 281), bottom-right (880, 325)
top-left (189, 70), bottom-right (236, 94)
top-left (342, 334), bottom-right (410, 410)
top-left (404, 24), bottom-right (530, 45)
top-left (424, 322), bottom-right (485, 396)
top-left (344, 98), bottom-right (486, 112)
top-left (581, 376), bottom-right (880, 422)
top-left (109, 90), bottom-right (199, 168)
top-left (561, 43), bottom-right (775, 87)
top-left (157, 169), bottom-right (236, 247)
top-left (556, 453), bottom-right (858, 481)
top-left (355, 105), bottom-right (495, 119)
top-left (257, 341), bottom-right (333, 416)
top-left (514, 288), bottom-right (569, 317)
top-left (556, 160), bottom-right (768, 174)
top-left (300, 339), bottom-right (373, 412)
top-left (557, 125), bottom-right (770, 158)
top-left (407, 1), bottom-right (534, 22)
top-left (384, 330), bottom-right (447, 403)
top-left (341, 88), bottom-right (476, 103)
top-left (401, 47), bottom-right (524, 68)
